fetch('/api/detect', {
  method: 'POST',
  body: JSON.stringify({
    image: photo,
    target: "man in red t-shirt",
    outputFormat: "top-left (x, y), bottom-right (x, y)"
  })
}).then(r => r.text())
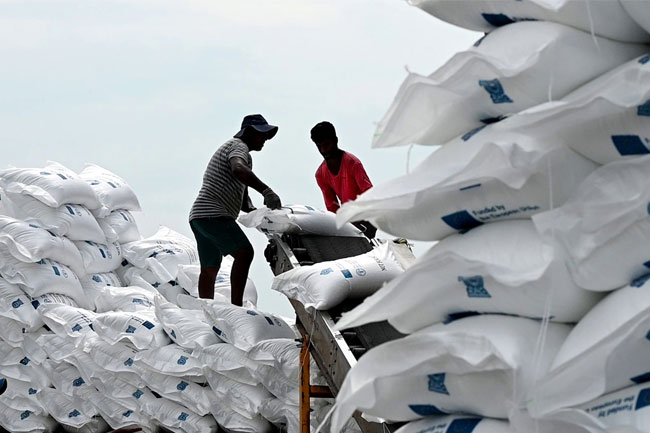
top-left (311, 121), bottom-right (377, 239)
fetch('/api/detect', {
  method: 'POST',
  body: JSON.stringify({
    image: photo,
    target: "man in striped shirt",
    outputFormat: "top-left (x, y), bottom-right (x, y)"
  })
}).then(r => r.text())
top-left (189, 114), bottom-right (282, 306)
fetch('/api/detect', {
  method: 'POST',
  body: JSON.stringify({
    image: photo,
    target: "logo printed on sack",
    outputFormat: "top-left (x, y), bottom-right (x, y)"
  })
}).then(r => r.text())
top-left (170, 330), bottom-right (177, 339)
top-left (612, 135), bottom-right (650, 156)
top-left (636, 388), bottom-right (650, 411)
top-left (408, 404), bottom-right (446, 417)
top-left (177, 381), bottom-right (188, 391)
top-left (478, 79), bottom-right (513, 104)
top-left (428, 373), bottom-right (450, 395)
top-left (125, 325), bottom-right (137, 334)
top-left (142, 321), bottom-right (155, 329)
top-left (178, 412), bottom-right (189, 421)
top-left (123, 410), bottom-right (133, 418)
top-left (264, 316), bottom-right (274, 325)
top-left (68, 409), bottom-right (81, 418)
top-left (639, 54), bottom-right (650, 65)
top-left (630, 371), bottom-right (650, 384)
top-left (441, 211), bottom-right (483, 231)
top-left (447, 418), bottom-right (482, 433)
top-left (124, 358), bottom-right (134, 366)
top-left (246, 310), bottom-right (259, 316)
top-left (341, 269), bottom-right (353, 279)
top-left (177, 356), bottom-right (188, 365)
top-left (133, 390), bottom-right (143, 399)
top-left (212, 326), bottom-right (222, 336)
top-left (355, 268), bottom-right (367, 277)
top-left (20, 410), bottom-right (31, 420)
top-left (28, 388), bottom-right (37, 395)
top-left (632, 273), bottom-right (650, 288)
top-left (72, 324), bottom-right (83, 332)
top-left (20, 357), bottom-right (30, 365)
top-left (458, 276), bottom-right (491, 298)
top-left (638, 99), bottom-right (650, 117)
top-left (72, 378), bottom-right (85, 387)
top-left (12, 299), bottom-right (23, 309)
top-left (481, 12), bottom-right (536, 27)
top-left (320, 268), bottom-right (334, 275)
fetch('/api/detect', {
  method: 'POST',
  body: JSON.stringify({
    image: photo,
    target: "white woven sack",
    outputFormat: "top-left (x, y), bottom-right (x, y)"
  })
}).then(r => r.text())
top-left (0, 216), bottom-right (84, 277)
top-left (248, 339), bottom-right (300, 382)
top-left (335, 220), bottom-right (603, 333)
top-left (330, 315), bottom-right (571, 432)
top-left (85, 390), bottom-right (155, 432)
top-left (203, 368), bottom-right (274, 419)
top-left (529, 276), bottom-right (650, 417)
top-left (238, 204), bottom-right (363, 237)
top-left (94, 285), bottom-right (156, 313)
top-left (154, 297), bottom-right (221, 349)
top-left (272, 242), bottom-right (407, 311)
top-left (0, 256), bottom-right (90, 310)
top-left (410, 0), bottom-right (650, 42)
top-left (338, 126), bottom-right (597, 241)
top-left (32, 293), bottom-right (79, 314)
top-left (134, 343), bottom-right (203, 377)
top-left (177, 260), bottom-right (258, 307)
top-left (207, 393), bottom-right (274, 433)
top-left (192, 343), bottom-right (260, 386)
top-left (395, 415), bottom-right (516, 433)
top-left (0, 399), bottom-right (57, 433)
top-left (79, 271), bottom-right (122, 311)
top-left (43, 360), bottom-right (94, 403)
top-left (0, 316), bottom-right (33, 347)
top-left (74, 240), bottom-right (122, 275)
top-left (0, 345), bottom-right (50, 388)
top-left (534, 155), bottom-right (650, 292)
top-left (122, 226), bottom-right (198, 282)
top-left (37, 304), bottom-right (97, 339)
top-left (372, 21), bottom-right (648, 148)
top-left (122, 266), bottom-right (187, 305)
top-left (0, 377), bottom-right (47, 416)
top-left (0, 191), bottom-right (105, 243)
top-left (537, 383), bottom-right (650, 433)
top-left (201, 302), bottom-right (296, 351)
top-left (138, 369), bottom-right (211, 416)
top-left (0, 276), bottom-right (42, 330)
top-left (79, 163), bottom-right (141, 218)
top-left (139, 391), bottom-right (218, 433)
top-left (37, 387), bottom-right (97, 428)
top-left (260, 399), bottom-right (299, 433)
top-left (0, 161), bottom-right (100, 209)
top-left (79, 334), bottom-right (144, 380)
top-left (98, 209), bottom-right (141, 243)
top-left (254, 364), bottom-right (299, 405)
top-left (93, 310), bottom-right (170, 350)
top-left (516, 55), bottom-right (650, 165)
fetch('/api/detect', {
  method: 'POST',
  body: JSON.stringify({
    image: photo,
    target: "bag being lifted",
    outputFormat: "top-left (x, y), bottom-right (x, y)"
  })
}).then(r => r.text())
top-left (329, 315), bottom-right (570, 432)
top-left (409, 0), bottom-right (650, 42)
top-left (271, 241), bottom-right (409, 311)
top-left (238, 204), bottom-right (363, 237)
top-left (533, 155), bottom-right (650, 292)
top-left (335, 220), bottom-right (603, 334)
top-left (529, 276), bottom-right (650, 417)
top-left (372, 21), bottom-right (648, 148)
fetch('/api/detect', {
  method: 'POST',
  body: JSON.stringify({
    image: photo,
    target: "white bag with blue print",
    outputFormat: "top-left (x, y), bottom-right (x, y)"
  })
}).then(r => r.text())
top-left (335, 220), bottom-right (603, 334)
top-left (534, 155), bottom-right (650, 292)
top-left (338, 109), bottom-right (598, 242)
top-left (98, 209), bottom-right (141, 244)
top-left (73, 239), bottom-right (123, 275)
top-left (37, 304), bottom-right (97, 339)
top-left (329, 315), bottom-right (570, 432)
top-left (529, 276), bottom-right (650, 417)
top-left (79, 271), bottom-right (122, 311)
top-left (271, 241), bottom-right (407, 311)
top-left (134, 343), bottom-right (203, 377)
top-left (79, 163), bottom-right (141, 218)
top-left (372, 21), bottom-right (648, 148)
top-left (138, 368), bottom-right (212, 416)
top-left (92, 310), bottom-right (170, 350)
top-left (94, 285), bottom-right (156, 313)
top-left (410, 0), bottom-right (649, 42)
top-left (0, 399), bottom-right (57, 433)
top-left (0, 276), bottom-right (43, 330)
top-left (201, 301), bottom-right (296, 351)
top-left (238, 204), bottom-right (363, 237)
top-left (154, 296), bottom-right (222, 349)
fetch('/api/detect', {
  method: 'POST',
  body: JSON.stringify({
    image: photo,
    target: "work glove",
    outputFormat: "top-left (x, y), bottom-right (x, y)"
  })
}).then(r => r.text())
top-left (262, 188), bottom-right (282, 210)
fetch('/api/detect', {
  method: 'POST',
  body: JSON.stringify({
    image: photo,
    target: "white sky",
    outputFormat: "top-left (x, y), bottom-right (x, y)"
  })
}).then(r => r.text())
top-left (0, 0), bottom-right (480, 316)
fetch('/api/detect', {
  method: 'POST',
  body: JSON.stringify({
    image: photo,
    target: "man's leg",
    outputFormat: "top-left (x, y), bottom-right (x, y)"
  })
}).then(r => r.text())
top-left (198, 266), bottom-right (218, 299)
top-left (230, 245), bottom-right (254, 307)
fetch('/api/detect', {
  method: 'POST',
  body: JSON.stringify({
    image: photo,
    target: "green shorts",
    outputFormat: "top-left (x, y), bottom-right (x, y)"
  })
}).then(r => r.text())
top-left (189, 217), bottom-right (252, 268)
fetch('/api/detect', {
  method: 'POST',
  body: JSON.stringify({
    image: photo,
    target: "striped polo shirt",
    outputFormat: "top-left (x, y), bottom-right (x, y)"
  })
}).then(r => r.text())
top-left (189, 138), bottom-right (252, 221)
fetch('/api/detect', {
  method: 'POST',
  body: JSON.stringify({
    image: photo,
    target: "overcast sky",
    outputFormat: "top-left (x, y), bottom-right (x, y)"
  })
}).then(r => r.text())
top-left (0, 0), bottom-right (479, 316)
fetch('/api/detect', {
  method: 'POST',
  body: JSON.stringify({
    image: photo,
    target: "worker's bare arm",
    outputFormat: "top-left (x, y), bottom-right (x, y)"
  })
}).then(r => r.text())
top-left (230, 157), bottom-right (270, 194)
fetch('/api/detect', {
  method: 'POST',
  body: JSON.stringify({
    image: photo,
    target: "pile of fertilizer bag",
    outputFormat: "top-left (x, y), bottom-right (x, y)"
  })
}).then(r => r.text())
top-left (268, 2), bottom-right (650, 433)
top-left (0, 161), bottom-right (343, 433)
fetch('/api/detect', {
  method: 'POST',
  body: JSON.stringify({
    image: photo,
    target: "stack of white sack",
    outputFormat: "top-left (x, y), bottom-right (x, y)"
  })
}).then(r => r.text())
top-left (329, 315), bottom-right (571, 432)
top-left (239, 204), bottom-right (363, 237)
top-left (338, 52), bottom-right (650, 241)
top-left (393, 415), bottom-right (516, 433)
top-left (271, 241), bottom-right (412, 311)
top-left (371, 20), bottom-right (648, 149)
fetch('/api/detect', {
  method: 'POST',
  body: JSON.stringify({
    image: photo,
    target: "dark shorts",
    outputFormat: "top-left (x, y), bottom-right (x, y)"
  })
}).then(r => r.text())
top-left (189, 217), bottom-right (252, 268)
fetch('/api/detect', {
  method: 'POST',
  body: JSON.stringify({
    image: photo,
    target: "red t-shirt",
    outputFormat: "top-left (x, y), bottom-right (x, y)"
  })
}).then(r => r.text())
top-left (315, 151), bottom-right (373, 213)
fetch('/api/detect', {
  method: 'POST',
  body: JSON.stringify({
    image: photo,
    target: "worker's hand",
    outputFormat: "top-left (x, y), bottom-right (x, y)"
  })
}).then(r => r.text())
top-left (262, 188), bottom-right (282, 210)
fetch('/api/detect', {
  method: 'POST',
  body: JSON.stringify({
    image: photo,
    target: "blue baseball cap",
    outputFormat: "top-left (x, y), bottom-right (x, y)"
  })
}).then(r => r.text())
top-left (234, 114), bottom-right (278, 139)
